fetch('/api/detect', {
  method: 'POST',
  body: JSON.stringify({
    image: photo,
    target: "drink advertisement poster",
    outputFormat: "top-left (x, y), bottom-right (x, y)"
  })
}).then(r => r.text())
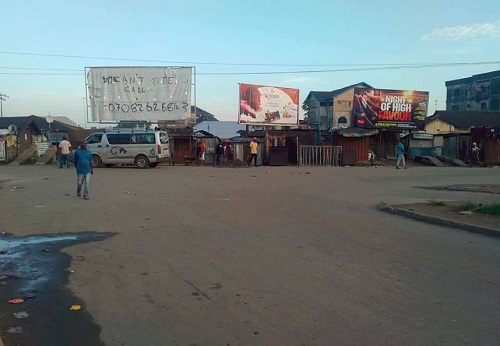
top-left (352, 87), bottom-right (429, 130)
top-left (239, 83), bottom-right (299, 126)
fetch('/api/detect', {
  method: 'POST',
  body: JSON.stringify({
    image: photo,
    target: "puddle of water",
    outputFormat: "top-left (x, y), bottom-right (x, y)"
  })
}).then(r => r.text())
top-left (0, 231), bottom-right (114, 346)
top-left (0, 235), bottom-right (79, 249)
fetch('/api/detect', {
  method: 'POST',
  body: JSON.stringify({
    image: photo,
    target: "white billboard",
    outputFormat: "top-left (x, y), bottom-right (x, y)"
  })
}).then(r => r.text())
top-left (87, 67), bottom-right (192, 122)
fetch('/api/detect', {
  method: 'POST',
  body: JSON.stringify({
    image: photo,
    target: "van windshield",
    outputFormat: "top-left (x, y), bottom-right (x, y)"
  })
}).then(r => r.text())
top-left (160, 132), bottom-right (169, 144)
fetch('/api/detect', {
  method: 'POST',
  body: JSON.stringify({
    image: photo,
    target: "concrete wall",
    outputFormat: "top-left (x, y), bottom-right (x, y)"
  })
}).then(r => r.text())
top-left (333, 89), bottom-right (355, 128)
top-left (425, 119), bottom-right (456, 135)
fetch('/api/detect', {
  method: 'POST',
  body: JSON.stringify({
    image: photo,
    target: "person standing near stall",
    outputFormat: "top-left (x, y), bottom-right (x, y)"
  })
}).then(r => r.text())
top-left (215, 140), bottom-right (224, 166)
top-left (199, 139), bottom-right (206, 167)
top-left (249, 137), bottom-right (258, 167)
top-left (58, 136), bottom-right (72, 168)
top-left (224, 142), bottom-right (233, 164)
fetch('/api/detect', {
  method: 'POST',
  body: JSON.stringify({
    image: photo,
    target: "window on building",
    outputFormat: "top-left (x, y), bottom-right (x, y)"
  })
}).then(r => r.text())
top-left (447, 88), bottom-right (453, 100)
top-left (338, 116), bottom-right (348, 124)
top-left (466, 103), bottom-right (471, 109)
top-left (451, 105), bottom-right (459, 111)
top-left (481, 102), bottom-right (488, 110)
top-left (453, 89), bottom-right (460, 98)
top-left (491, 78), bottom-right (500, 94)
top-left (491, 97), bottom-right (500, 111)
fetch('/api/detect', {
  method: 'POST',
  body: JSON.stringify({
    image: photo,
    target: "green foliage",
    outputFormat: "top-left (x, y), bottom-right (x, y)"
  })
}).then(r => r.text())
top-left (460, 202), bottom-right (500, 215)
top-left (477, 203), bottom-right (500, 215)
top-left (302, 99), bottom-right (317, 125)
top-left (429, 199), bottom-right (447, 206)
top-left (460, 202), bottom-right (476, 211)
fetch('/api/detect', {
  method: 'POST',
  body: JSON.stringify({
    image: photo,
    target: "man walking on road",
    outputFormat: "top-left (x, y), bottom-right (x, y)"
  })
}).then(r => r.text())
top-left (73, 140), bottom-right (93, 200)
top-left (58, 136), bottom-right (72, 168)
top-left (396, 138), bottom-right (407, 169)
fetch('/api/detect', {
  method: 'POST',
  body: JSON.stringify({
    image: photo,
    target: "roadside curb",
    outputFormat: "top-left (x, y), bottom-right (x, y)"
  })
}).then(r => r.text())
top-left (377, 203), bottom-right (500, 238)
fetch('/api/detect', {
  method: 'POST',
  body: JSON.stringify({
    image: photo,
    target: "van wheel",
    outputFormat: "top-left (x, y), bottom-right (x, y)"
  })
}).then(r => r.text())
top-left (149, 163), bottom-right (158, 168)
top-left (92, 155), bottom-right (102, 168)
top-left (135, 155), bottom-right (149, 169)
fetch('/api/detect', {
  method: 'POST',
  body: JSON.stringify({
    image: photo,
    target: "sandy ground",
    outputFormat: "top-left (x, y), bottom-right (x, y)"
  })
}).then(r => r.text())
top-left (1, 164), bottom-right (500, 346)
top-left (394, 201), bottom-right (500, 231)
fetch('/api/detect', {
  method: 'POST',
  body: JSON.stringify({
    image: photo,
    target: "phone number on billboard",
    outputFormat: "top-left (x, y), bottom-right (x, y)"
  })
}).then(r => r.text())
top-left (105, 102), bottom-right (189, 113)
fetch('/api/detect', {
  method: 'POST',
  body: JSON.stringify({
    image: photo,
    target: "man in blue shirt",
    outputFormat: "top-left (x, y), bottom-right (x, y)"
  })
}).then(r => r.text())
top-left (396, 138), bottom-right (406, 169)
top-left (73, 140), bottom-right (93, 200)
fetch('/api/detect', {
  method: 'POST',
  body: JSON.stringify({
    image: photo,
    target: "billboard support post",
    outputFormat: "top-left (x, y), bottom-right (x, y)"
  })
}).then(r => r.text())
top-left (193, 66), bottom-right (197, 123)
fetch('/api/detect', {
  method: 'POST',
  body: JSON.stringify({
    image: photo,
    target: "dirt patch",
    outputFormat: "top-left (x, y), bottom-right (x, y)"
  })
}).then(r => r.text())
top-left (393, 201), bottom-right (500, 231)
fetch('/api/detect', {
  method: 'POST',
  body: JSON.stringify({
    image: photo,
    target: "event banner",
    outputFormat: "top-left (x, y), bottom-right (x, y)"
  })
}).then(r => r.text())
top-left (352, 87), bottom-right (429, 130)
top-left (239, 83), bottom-right (299, 125)
top-left (87, 67), bottom-right (192, 122)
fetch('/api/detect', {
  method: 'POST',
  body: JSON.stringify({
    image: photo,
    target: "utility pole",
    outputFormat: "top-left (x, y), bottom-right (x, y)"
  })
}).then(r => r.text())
top-left (0, 93), bottom-right (8, 118)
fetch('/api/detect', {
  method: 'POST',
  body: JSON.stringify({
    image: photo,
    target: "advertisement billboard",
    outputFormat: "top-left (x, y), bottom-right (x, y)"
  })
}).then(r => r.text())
top-left (239, 83), bottom-right (299, 126)
top-left (87, 67), bottom-right (192, 122)
top-left (352, 87), bottom-right (429, 130)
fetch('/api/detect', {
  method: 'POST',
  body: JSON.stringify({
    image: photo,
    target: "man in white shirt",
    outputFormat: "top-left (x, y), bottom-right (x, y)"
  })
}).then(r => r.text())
top-left (58, 136), bottom-right (72, 168)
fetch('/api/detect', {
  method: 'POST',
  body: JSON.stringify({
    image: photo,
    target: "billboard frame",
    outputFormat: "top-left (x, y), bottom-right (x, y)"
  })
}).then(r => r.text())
top-left (238, 83), bottom-right (300, 126)
top-left (352, 87), bottom-right (429, 131)
top-left (85, 66), bottom-right (196, 125)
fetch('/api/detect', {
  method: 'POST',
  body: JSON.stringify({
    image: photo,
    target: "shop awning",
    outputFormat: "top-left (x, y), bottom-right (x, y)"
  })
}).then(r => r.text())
top-left (337, 127), bottom-right (378, 138)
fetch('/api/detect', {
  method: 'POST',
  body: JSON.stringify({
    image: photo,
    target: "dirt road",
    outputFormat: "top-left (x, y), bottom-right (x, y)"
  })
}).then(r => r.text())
top-left (1, 165), bottom-right (499, 345)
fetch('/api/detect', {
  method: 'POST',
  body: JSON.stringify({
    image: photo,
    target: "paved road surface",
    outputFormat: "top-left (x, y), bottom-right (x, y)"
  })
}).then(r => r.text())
top-left (1, 165), bottom-right (499, 346)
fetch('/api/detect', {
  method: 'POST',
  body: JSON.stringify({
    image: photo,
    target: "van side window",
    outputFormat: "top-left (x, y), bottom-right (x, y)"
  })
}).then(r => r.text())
top-left (107, 134), bottom-right (131, 145)
top-left (87, 134), bottom-right (103, 144)
top-left (133, 134), bottom-right (155, 144)
top-left (160, 132), bottom-right (169, 144)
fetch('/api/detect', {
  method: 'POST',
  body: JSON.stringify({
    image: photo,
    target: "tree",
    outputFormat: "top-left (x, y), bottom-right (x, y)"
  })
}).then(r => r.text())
top-left (302, 99), bottom-right (317, 126)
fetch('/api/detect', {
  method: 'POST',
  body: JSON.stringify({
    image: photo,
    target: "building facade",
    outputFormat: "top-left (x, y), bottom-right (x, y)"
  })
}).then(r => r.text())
top-left (445, 70), bottom-right (500, 112)
top-left (303, 82), bottom-right (372, 131)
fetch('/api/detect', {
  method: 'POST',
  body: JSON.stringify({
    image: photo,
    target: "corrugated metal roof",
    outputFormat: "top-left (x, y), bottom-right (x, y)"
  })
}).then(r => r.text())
top-left (194, 121), bottom-right (246, 139)
top-left (427, 111), bottom-right (500, 129)
top-left (0, 115), bottom-right (80, 132)
top-left (308, 82), bottom-right (373, 101)
top-left (0, 129), bottom-right (13, 136)
top-left (192, 106), bottom-right (218, 123)
top-left (337, 127), bottom-right (378, 137)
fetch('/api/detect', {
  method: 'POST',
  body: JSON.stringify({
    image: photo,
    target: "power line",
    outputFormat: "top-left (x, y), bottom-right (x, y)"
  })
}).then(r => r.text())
top-left (2, 51), bottom-right (500, 70)
top-left (0, 50), bottom-right (446, 67)
top-left (0, 72), bottom-right (82, 75)
top-left (1, 60), bottom-right (500, 76)
top-left (0, 67), bottom-right (82, 72)
top-left (198, 61), bottom-right (500, 75)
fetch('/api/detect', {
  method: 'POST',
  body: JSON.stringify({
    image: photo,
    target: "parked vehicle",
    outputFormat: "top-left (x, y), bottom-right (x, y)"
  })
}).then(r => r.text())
top-left (85, 130), bottom-right (170, 168)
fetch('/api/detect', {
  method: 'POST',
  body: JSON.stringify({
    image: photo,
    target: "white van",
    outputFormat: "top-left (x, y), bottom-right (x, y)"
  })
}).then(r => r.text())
top-left (85, 130), bottom-right (170, 168)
